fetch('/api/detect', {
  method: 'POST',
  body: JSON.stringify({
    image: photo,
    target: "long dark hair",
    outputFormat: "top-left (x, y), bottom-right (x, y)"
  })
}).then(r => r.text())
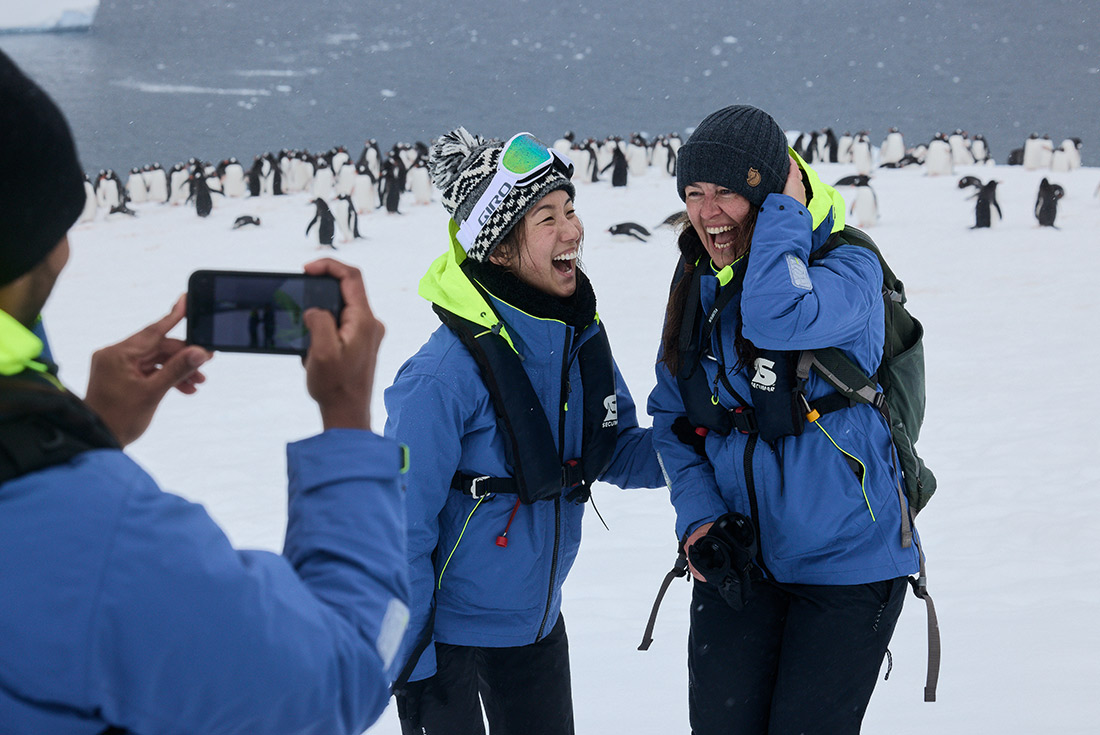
top-left (659, 206), bottom-right (759, 375)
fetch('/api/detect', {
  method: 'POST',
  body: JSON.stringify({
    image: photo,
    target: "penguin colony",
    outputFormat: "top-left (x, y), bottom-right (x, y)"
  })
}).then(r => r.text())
top-left (75, 127), bottom-right (1093, 239)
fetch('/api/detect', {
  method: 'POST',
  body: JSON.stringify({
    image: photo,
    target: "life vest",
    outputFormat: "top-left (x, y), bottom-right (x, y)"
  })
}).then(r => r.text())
top-left (434, 304), bottom-right (619, 504)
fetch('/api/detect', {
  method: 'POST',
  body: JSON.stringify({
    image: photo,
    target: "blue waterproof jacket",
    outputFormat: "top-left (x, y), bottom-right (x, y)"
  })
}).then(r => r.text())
top-left (384, 227), bottom-right (663, 682)
top-left (647, 156), bottom-right (921, 585)
top-left (0, 310), bottom-right (410, 735)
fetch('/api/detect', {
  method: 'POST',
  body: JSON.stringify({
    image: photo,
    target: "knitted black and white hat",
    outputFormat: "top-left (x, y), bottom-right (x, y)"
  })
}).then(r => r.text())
top-left (0, 50), bottom-right (86, 287)
top-left (429, 127), bottom-right (575, 263)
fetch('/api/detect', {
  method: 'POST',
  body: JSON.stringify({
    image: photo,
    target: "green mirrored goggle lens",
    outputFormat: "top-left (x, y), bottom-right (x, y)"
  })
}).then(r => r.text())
top-left (500, 134), bottom-right (552, 175)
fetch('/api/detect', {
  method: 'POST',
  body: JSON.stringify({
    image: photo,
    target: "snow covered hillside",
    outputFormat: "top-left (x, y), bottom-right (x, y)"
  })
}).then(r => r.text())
top-left (45, 158), bottom-right (1100, 734)
top-left (0, 1), bottom-right (98, 33)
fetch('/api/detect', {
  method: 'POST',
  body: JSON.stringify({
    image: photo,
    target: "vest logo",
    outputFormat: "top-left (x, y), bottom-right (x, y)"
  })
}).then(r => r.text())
top-left (602, 394), bottom-right (618, 428)
top-left (747, 167), bottom-right (761, 187)
top-left (751, 358), bottom-right (777, 392)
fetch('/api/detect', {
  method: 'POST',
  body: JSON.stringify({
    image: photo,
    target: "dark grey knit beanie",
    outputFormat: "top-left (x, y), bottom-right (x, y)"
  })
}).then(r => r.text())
top-left (429, 127), bottom-right (575, 263)
top-left (0, 49), bottom-right (86, 287)
top-left (676, 105), bottom-right (790, 207)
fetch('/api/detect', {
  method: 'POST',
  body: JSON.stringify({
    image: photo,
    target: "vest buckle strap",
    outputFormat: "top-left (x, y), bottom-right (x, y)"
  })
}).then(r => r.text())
top-left (468, 475), bottom-right (494, 498)
top-left (561, 459), bottom-right (584, 489)
top-left (729, 406), bottom-right (758, 434)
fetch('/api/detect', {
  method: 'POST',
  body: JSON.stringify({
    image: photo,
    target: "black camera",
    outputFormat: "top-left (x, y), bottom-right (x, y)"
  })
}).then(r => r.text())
top-left (688, 512), bottom-right (760, 611)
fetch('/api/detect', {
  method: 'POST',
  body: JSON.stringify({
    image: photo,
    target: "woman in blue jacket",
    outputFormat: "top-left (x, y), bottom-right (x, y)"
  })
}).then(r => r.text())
top-left (647, 106), bottom-right (922, 735)
top-left (385, 128), bottom-right (662, 735)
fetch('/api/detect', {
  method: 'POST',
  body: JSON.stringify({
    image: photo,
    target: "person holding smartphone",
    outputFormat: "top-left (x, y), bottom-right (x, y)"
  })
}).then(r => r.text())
top-left (647, 105), bottom-right (923, 734)
top-left (384, 127), bottom-right (663, 735)
top-left (0, 50), bottom-right (408, 735)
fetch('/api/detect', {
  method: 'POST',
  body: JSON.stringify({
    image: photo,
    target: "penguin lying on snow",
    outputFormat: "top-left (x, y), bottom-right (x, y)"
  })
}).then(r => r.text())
top-left (607, 222), bottom-right (651, 242)
top-left (233, 215), bottom-right (261, 229)
top-left (1035, 178), bottom-right (1064, 229)
top-left (957, 176), bottom-right (983, 191)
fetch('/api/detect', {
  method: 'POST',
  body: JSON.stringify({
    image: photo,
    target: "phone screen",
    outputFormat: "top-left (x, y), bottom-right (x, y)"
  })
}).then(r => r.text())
top-left (186, 270), bottom-right (343, 355)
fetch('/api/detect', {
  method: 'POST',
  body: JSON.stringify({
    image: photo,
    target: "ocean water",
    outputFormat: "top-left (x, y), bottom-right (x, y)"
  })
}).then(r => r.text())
top-left (2, 0), bottom-right (1098, 174)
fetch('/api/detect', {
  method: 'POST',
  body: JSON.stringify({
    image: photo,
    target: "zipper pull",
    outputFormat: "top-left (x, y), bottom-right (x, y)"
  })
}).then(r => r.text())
top-left (496, 497), bottom-right (522, 548)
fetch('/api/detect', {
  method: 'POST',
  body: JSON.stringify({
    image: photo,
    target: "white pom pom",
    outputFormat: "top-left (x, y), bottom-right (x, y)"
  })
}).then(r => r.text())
top-left (428, 127), bottom-right (486, 189)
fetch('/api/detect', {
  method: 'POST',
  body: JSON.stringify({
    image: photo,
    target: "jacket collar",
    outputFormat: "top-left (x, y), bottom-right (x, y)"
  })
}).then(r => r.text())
top-left (0, 309), bottom-right (48, 378)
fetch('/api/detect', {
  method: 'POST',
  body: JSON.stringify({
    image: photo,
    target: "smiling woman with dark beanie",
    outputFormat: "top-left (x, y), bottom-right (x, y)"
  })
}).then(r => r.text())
top-left (648, 105), bottom-right (929, 735)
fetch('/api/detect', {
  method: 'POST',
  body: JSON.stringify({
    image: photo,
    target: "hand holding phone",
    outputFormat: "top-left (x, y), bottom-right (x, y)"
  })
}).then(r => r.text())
top-left (187, 270), bottom-right (344, 356)
top-left (300, 258), bottom-right (384, 431)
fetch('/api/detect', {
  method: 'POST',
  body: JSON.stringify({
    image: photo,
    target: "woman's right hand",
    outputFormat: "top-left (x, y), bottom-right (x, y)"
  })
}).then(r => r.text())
top-left (683, 522), bottom-right (714, 581)
top-left (782, 155), bottom-right (807, 205)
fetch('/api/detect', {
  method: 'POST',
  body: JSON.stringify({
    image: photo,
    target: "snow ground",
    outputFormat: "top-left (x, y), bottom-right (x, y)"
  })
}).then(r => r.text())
top-left (45, 159), bottom-right (1100, 734)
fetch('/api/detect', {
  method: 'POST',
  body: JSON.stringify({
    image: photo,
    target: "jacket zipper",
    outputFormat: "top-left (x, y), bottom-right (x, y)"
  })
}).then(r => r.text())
top-left (537, 327), bottom-right (572, 640)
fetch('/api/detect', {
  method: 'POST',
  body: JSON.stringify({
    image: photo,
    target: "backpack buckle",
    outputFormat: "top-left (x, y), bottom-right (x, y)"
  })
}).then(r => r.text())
top-left (730, 406), bottom-right (758, 434)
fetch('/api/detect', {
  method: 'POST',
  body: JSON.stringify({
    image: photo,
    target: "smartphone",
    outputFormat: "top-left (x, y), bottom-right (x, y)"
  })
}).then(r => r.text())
top-left (186, 270), bottom-right (343, 355)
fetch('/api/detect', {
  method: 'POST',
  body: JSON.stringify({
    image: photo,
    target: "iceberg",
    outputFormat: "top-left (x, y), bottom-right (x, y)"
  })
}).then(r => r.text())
top-left (0, 1), bottom-right (99, 33)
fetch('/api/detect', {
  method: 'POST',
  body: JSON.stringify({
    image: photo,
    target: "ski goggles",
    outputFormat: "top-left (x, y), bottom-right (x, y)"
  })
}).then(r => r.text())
top-left (455, 132), bottom-right (574, 249)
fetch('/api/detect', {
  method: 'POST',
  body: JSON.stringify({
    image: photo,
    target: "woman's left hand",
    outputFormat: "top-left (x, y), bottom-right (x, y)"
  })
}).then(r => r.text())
top-left (782, 155), bottom-right (807, 206)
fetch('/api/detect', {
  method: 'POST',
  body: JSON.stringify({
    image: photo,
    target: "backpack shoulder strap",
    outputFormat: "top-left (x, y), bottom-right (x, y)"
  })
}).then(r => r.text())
top-left (0, 374), bottom-right (120, 484)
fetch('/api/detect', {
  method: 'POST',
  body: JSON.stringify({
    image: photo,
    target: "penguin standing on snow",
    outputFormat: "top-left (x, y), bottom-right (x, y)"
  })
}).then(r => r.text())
top-left (835, 174), bottom-right (878, 228)
top-left (879, 128), bottom-right (905, 166)
top-left (1035, 178), bottom-right (1064, 228)
top-left (820, 128), bottom-right (839, 163)
top-left (312, 156), bottom-right (335, 200)
top-left (79, 174), bottom-right (97, 223)
top-left (970, 135), bottom-right (993, 166)
top-left (306, 198), bottom-right (337, 248)
top-left (924, 134), bottom-right (954, 176)
top-left (95, 170), bottom-right (124, 210)
top-left (220, 157), bottom-right (247, 197)
top-left (330, 195), bottom-right (362, 242)
top-left (408, 157), bottom-right (433, 205)
top-left (380, 152), bottom-right (405, 213)
top-left (850, 133), bottom-right (873, 175)
top-left (143, 163), bottom-right (169, 202)
top-left (968, 180), bottom-right (1002, 229)
top-left (125, 167), bottom-right (148, 205)
top-left (187, 168), bottom-right (217, 218)
top-left (168, 163), bottom-right (191, 205)
top-left (601, 139), bottom-right (628, 187)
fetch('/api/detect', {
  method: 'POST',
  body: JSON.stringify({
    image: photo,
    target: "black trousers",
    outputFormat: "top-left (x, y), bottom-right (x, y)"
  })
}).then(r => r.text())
top-left (689, 576), bottom-right (907, 735)
top-left (398, 614), bottom-right (574, 735)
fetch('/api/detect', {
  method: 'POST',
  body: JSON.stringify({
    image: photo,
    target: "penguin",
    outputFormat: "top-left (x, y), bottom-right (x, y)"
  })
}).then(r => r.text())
top-left (168, 163), bottom-right (190, 204)
top-left (656, 210), bottom-right (687, 228)
top-left (1035, 178), bottom-right (1064, 228)
top-left (649, 135), bottom-right (670, 177)
top-left (306, 198), bottom-right (337, 248)
top-left (79, 175), bottom-right (97, 223)
top-left (407, 157), bottom-right (432, 205)
top-left (143, 163), bottom-right (169, 203)
top-left (820, 128), bottom-right (839, 163)
top-left (970, 135), bottom-right (993, 166)
top-left (331, 195), bottom-right (362, 242)
top-left (968, 180), bottom-right (1002, 229)
top-left (330, 146), bottom-right (351, 177)
top-left (948, 130), bottom-right (974, 166)
top-left (1022, 133), bottom-right (1053, 170)
top-left (879, 128), bottom-right (905, 166)
top-left (583, 139), bottom-right (601, 183)
top-left (850, 133), bottom-right (873, 175)
top-left (957, 175), bottom-right (984, 192)
top-left (186, 169), bottom-right (217, 218)
top-left (350, 162), bottom-right (376, 214)
top-left (335, 153), bottom-right (358, 196)
top-left (246, 156), bottom-right (263, 197)
top-left (312, 157), bottom-right (335, 200)
top-left (924, 134), bottom-right (954, 176)
top-left (358, 139), bottom-right (382, 182)
top-left (607, 222), bottom-right (651, 242)
top-left (1050, 138), bottom-right (1082, 172)
top-left (266, 152), bottom-right (284, 195)
top-left (232, 215), bottom-right (261, 229)
top-left (835, 175), bottom-right (878, 228)
top-left (553, 131), bottom-right (575, 156)
top-left (125, 167), bottom-right (148, 205)
top-left (220, 157), bottom-right (247, 197)
top-left (95, 169), bottom-right (123, 210)
top-left (380, 153), bottom-right (404, 213)
top-left (1007, 147), bottom-right (1024, 166)
top-left (837, 131), bottom-right (854, 164)
top-left (625, 134), bottom-right (649, 178)
top-left (106, 203), bottom-right (137, 218)
top-left (601, 139), bottom-right (628, 187)
top-left (792, 132), bottom-right (810, 162)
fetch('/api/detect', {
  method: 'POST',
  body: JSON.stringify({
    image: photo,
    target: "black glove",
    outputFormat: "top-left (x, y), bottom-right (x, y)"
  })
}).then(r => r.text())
top-left (671, 416), bottom-right (708, 457)
top-left (394, 677), bottom-right (433, 732)
top-left (688, 513), bottom-right (760, 611)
